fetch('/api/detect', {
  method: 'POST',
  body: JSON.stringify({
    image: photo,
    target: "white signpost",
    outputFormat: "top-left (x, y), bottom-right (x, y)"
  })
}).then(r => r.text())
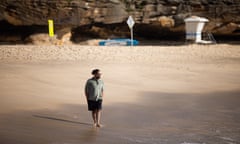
top-left (127, 16), bottom-right (135, 46)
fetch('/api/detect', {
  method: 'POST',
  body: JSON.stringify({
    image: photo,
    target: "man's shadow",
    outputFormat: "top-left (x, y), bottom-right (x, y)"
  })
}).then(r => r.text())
top-left (33, 115), bottom-right (92, 126)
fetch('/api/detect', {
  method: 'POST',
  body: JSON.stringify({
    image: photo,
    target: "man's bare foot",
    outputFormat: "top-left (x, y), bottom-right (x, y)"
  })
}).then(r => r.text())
top-left (97, 124), bottom-right (103, 127)
top-left (93, 123), bottom-right (97, 127)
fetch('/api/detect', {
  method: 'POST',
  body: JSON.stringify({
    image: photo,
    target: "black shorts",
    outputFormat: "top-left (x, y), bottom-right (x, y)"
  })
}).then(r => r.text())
top-left (87, 100), bottom-right (102, 111)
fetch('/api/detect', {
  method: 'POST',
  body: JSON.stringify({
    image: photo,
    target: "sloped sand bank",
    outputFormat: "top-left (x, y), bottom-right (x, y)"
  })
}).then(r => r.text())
top-left (0, 44), bottom-right (240, 144)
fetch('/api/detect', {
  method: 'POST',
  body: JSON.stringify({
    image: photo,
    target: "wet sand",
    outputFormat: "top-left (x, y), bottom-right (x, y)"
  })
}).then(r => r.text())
top-left (0, 44), bottom-right (240, 144)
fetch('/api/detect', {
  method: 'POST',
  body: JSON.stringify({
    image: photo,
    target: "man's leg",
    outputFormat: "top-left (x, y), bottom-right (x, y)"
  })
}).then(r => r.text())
top-left (96, 110), bottom-right (102, 127)
top-left (92, 110), bottom-right (97, 126)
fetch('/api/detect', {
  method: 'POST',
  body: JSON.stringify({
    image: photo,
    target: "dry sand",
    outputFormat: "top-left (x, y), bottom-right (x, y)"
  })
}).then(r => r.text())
top-left (0, 44), bottom-right (240, 144)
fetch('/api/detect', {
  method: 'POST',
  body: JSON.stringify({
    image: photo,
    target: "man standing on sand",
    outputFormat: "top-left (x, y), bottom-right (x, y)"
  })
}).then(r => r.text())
top-left (85, 69), bottom-right (104, 127)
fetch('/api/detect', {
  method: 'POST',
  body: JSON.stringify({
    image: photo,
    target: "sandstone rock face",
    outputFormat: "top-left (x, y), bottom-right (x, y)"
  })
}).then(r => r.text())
top-left (0, 0), bottom-right (128, 26)
top-left (0, 0), bottom-right (239, 42)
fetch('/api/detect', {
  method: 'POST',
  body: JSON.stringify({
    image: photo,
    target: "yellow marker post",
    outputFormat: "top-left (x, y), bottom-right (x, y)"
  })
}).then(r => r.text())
top-left (48, 20), bottom-right (54, 37)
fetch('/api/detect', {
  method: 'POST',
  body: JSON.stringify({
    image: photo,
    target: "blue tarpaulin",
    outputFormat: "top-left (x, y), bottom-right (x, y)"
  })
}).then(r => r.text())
top-left (99, 39), bottom-right (139, 46)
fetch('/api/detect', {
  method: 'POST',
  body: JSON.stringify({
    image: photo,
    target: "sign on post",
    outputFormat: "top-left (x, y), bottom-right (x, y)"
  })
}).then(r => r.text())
top-left (48, 20), bottom-right (54, 37)
top-left (127, 16), bottom-right (135, 46)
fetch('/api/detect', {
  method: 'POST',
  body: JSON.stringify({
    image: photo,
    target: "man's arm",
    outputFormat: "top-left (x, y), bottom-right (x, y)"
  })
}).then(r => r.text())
top-left (101, 83), bottom-right (104, 98)
top-left (101, 90), bottom-right (104, 98)
top-left (84, 82), bottom-right (89, 100)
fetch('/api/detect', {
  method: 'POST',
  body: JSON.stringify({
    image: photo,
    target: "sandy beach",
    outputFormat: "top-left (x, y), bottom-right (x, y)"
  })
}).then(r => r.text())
top-left (0, 44), bottom-right (240, 144)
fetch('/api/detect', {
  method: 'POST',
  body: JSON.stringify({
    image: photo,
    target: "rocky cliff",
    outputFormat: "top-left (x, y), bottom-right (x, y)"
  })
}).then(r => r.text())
top-left (0, 0), bottom-right (239, 44)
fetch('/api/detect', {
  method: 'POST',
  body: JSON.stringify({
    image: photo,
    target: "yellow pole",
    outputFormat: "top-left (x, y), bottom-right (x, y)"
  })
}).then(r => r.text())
top-left (48, 20), bottom-right (54, 37)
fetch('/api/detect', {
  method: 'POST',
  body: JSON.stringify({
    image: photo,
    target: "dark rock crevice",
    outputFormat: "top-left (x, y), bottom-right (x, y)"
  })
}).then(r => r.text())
top-left (0, 20), bottom-right (48, 44)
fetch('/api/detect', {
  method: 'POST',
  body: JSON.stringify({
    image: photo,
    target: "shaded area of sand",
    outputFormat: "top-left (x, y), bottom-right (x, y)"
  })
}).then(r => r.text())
top-left (0, 91), bottom-right (240, 144)
top-left (0, 44), bottom-right (240, 144)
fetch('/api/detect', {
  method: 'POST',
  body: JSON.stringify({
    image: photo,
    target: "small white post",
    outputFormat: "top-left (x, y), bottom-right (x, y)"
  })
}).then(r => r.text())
top-left (130, 28), bottom-right (133, 46)
top-left (127, 16), bottom-right (135, 47)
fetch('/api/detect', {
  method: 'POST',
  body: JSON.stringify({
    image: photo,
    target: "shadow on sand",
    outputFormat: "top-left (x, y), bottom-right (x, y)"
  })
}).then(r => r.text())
top-left (33, 115), bottom-right (92, 126)
top-left (1, 90), bottom-right (240, 144)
